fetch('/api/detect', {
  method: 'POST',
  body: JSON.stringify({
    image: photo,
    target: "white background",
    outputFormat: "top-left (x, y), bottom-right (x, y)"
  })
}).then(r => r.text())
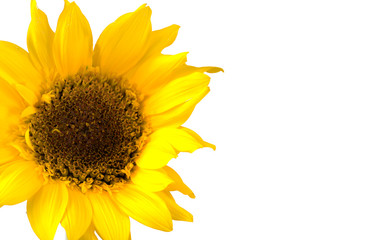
top-left (1, 0), bottom-right (391, 239)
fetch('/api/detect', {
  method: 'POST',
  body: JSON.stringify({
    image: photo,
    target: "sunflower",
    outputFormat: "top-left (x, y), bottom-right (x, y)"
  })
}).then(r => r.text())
top-left (0, 0), bottom-right (221, 239)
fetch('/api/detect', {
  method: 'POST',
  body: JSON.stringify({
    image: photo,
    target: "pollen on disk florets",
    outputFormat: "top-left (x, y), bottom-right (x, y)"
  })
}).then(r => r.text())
top-left (28, 72), bottom-right (147, 190)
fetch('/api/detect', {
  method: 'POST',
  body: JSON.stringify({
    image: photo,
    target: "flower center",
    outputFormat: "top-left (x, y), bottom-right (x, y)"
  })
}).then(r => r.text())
top-left (29, 72), bottom-right (146, 190)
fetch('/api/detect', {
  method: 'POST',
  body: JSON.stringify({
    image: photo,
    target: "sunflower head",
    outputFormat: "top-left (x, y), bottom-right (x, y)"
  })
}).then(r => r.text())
top-left (0, 0), bottom-right (222, 239)
top-left (29, 71), bottom-right (148, 190)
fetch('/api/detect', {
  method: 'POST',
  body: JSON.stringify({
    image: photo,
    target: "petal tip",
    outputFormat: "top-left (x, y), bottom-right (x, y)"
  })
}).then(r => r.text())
top-left (161, 220), bottom-right (174, 232)
top-left (30, 0), bottom-right (37, 13)
top-left (166, 225), bottom-right (174, 232)
top-left (208, 67), bottom-right (224, 73)
top-left (137, 4), bottom-right (151, 14)
top-left (208, 143), bottom-right (217, 151)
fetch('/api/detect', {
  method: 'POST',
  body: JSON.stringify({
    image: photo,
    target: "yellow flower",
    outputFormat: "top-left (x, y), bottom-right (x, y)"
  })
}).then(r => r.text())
top-left (0, 0), bottom-right (222, 239)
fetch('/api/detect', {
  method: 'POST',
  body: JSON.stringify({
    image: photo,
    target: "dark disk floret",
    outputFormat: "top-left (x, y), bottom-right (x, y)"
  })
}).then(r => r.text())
top-left (29, 72), bottom-right (146, 187)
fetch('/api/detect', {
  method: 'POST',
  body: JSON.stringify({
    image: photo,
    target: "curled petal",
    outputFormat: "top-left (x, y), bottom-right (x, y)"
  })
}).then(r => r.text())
top-left (157, 191), bottom-right (193, 222)
top-left (143, 24), bottom-right (180, 59)
top-left (136, 127), bottom-right (214, 169)
top-left (164, 166), bottom-right (195, 198)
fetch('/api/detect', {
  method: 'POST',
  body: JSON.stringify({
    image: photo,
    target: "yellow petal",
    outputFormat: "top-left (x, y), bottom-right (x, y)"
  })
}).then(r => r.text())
top-left (0, 79), bottom-right (26, 144)
top-left (21, 106), bottom-right (37, 119)
top-left (144, 72), bottom-right (210, 116)
top-left (147, 86), bottom-right (210, 129)
top-left (27, 0), bottom-right (55, 77)
top-left (157, 191), bottom-right (193, 222)
top-left (166, 127), bottom-right (216, 152)
top-left (14, 84), bottom-right (38, 106)
top-left (164, 166), bottom-right (195, 198)
top-left (61, 188), bottom-right (93, 240)
top-left (53, 1), bottom-right (93, 77)
top-left (128, 53), bottom-right (188, 96)
top-left (143, 24), bottom-right (180, 59)
top-left (0, 41), bottom-right (42, 94)
top-left (93, 5), bottom-right (151, 76)
top-left (131, 166), bottom-right (173, 192)
top-left (25, 128), bottom-right (34, 151)
top-left (79, 224), bottom-right (98, 240)
top-left (136, 135), bottom-right (177, 169)
top-left (88, 192), bottom-right (130, 240)
top-left (171, 65), bottom-right (224, 79)
top-left (113, 184), bottom-right (173, 232)
top-left (136, 127), bottom-right (214, 170)
top-left (0, 146), bottom-right (19, 165)
top-left (180, 127), bottom-right (216, 150)
top-left (0, 160), bottom-right (43, 205)
top-left (27, 182), bottom-right (68, 240)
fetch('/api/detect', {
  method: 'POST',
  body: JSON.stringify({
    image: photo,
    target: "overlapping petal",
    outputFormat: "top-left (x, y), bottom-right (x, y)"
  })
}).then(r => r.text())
top-left (147, 86), bottom-right (210, 129)
top-left (53, 0), bottom-right (93, 77)
top-left (131, 166), bottom-right (173, 192)
top-left (143, 72), bottom-right (210, 116)
top-left (0, 79), bottom-right (26, 143)
top-left (0, 41), bottom-right (43, 95)
top-left (62, 188), bottom-right (93, 240)
top-left (128, 53), bottom-right (188, 96)
top-left (136, 127), bottom-right (214, 169)
top-left (164, 166), bottom-right (195, 198)
top-left (157, 191), bottom-right (193, 222)
top-left (142, 64), bottom-right (222, 127)
top-left (93, 5), bottom-right (151, 76)
top-left (79, 224), bottom-right (98, 240)
top-left (136, 133), bottom-right (177, 169)
top-left (27, 182), bottom-right (68, 240)
top-left (143, 24), bottom-right (180, 59)
top-left (0, 146), bottom-right (19, 166)
top-left (113, 184), bottom-right (173, 232)
top-left (14, 84), bottom-right (38, 106)
top-left (27, 0), bottom-right (55, 78)
top-left (88, 192), bottom-right (130, 240)
top-left (0, 160), bottom-right (43, 206)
